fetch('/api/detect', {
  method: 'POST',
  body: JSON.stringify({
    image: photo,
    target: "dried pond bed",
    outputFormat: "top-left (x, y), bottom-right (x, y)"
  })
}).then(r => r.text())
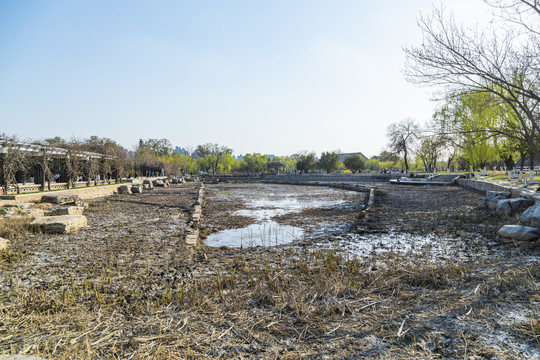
top-left (0, 181), bottom-right (539, 359)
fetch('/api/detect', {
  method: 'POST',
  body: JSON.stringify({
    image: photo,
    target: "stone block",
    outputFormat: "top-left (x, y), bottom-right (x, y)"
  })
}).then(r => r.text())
top-left (154, 179), bottom-right (166, 187)
top-left (118, 185), bottom-right (132, 194)
top-left (18, 208), bottom-right (45, 218)
top-left (41, 194), bottom-right (81, 205)
top-left (131, 186), bottom-right (143, 193)
top-left (143, 179), bottom-right (154, 188)
top-left (0, 237), bottom-right (8, 251)
top-left (31, 215), bottom-right (87, 234)
top-left (0, 207), bottom-right (18, 215)
top-left (186, 234), bottom-right (198, 245)
top-left (50, 206), bottom-right (84, 216)
top-left (5, 202), bottom-right (34, 209)
top-left (521, 202), bottom-right (540, 228)
top-left (498, 225), bottom-right (540, 241)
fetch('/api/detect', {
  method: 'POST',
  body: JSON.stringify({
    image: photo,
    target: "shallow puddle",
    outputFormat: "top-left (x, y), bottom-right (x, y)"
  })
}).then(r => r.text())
top-left (205, 184), bottom-right (353, 248)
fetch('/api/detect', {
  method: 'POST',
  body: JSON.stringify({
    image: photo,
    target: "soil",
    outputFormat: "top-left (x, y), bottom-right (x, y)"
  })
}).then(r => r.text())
top-left (1, 179), bottom-right (539, 359)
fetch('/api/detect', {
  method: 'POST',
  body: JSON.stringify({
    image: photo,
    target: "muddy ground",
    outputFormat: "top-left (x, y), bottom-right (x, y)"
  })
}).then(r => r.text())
top-left (1, 180), bottom-right (539, 359)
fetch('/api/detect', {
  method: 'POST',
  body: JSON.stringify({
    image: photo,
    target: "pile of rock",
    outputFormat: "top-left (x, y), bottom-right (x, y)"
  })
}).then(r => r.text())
top-left (478, 191), bottom-right (534, 216)
top-left (478, 190), bottom-right (540, 243)
top-left (28, 194), bottom-right (88, 234)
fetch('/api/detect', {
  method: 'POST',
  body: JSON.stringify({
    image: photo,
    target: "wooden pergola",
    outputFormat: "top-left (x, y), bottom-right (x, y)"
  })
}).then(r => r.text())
top-left (0, 140), bottom-right (116, 194)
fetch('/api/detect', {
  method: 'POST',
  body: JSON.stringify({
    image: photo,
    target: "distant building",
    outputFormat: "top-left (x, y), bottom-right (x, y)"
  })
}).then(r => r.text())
top-left (339, 152), bottom-right (368, 163)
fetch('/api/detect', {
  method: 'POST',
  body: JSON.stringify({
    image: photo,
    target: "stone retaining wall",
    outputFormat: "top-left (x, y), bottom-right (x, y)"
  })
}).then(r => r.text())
top-left (456, 179), bottom-right (523, 197)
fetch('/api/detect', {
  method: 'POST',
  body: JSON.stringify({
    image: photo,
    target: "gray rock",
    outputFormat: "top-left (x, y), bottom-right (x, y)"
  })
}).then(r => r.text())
top-left (478, 197), bottom-right (488, 208)
top-left (131, 186), bottom-right (143, 193)
top-left (154, 179), bottom-right (166, 187)
top-left (118, 185), bottom-right (132, 194)
top-left (521, 202), bottom-right (540, 228)
top-left (143, 179), bottom-right (154, 188)
top-left (171, 178), bottom-right (179, 184)
top-left (498, 225), bottom-right (540, 241)
top-left (41, 194), bottom-right (81, 205)
top-left (31, 215), bottom-right (87, 234)
top-left (50, 206), bottom-right (84, 216)
top-left (488, 196), bottom-right (507, 210)
top-left (496, 198), bottom-right (535, 216)
top-left (487, 191), bottom-right (510, 199)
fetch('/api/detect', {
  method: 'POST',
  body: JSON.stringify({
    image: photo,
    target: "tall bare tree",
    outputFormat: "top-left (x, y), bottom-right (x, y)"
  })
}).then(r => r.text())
top-left (386, 118), bottom-right (420, 172)
top-left (403, 3), bottom-right (540, 161)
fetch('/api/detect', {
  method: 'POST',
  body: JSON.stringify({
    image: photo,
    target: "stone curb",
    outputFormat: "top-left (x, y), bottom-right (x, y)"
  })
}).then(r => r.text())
top-left (185, 182), bottom-right (205, 246)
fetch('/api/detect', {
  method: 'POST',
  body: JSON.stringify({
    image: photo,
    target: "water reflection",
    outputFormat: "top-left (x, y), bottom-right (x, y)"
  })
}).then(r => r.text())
top-left (205, 184), bottom-right (347, 248)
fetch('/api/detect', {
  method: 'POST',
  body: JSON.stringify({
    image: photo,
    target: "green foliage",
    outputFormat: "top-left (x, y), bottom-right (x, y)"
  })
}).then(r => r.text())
top-left (218, 154), bottom-right (238, 174)
top-left (296, 153), bottom-right (316, 173)
top-left (240, 153), bottom-right (269, 174)
top-left (160, 153), bottom-right (195, 175)
top-left (366, 158), bottom-right (381, 170)
top-left (272, 156), bottom-right (296, 172)
top-left (318, 152), bottom-right (341, 173)
top-left (195, 143), bottom-right (233, 174)
top-left (343, 155), bottom-right (365, 173)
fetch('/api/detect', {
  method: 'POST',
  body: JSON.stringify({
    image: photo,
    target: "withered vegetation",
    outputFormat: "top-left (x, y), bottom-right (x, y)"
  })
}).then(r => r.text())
top-left (0, 182), bottom-right (539, 359)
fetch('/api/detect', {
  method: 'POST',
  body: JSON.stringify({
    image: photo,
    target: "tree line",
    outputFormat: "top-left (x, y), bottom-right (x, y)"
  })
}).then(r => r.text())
top-left (0, 134), bottom-right (372, 191)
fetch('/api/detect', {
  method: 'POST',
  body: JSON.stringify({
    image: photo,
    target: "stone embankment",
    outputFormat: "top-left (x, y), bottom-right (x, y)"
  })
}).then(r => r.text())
top-left (185, 183), bottom-right (205, 246)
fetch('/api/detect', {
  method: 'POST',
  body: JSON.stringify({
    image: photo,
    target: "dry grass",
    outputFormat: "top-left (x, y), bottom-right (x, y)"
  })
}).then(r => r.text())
top-left (1, 237), bottom-right (539, 358)
top-left (1, 183), bottom-right (540, 358)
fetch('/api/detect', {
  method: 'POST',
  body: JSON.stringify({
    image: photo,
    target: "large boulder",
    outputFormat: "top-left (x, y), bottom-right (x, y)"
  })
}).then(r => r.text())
top-left (118, 185), bottom-right (132, 194)
top-left (496, 198), bottom-right (535, 216)
top-left (31, 215), bottom-right (87, 234)
top-left (41, 194), bottom-right (81, 205)
top-left (131, 186), bottom-right (143, 193)
top-left (498, 225), bottom-right (540, 241)
top-left (521, 202), bottom-right (540, 228)
top-left (50, 206), bottom-right (84, 216)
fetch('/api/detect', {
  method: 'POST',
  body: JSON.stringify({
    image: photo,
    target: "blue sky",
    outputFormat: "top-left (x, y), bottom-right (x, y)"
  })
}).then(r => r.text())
top-left (0, 0), bottom-right (491, 157)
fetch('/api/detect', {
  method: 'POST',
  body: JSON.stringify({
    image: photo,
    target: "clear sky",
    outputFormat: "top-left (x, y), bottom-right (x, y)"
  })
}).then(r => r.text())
top-left (0, 0), bottom-right (491, 157)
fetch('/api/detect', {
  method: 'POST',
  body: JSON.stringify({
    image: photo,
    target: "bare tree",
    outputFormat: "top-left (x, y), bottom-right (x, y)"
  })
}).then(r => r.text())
top-left (0, 139), bottom-right (27, 194)
top-left (386, 118), bottom-right (420, 172)
top-left (403, 4), bottom-right (540, 160)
